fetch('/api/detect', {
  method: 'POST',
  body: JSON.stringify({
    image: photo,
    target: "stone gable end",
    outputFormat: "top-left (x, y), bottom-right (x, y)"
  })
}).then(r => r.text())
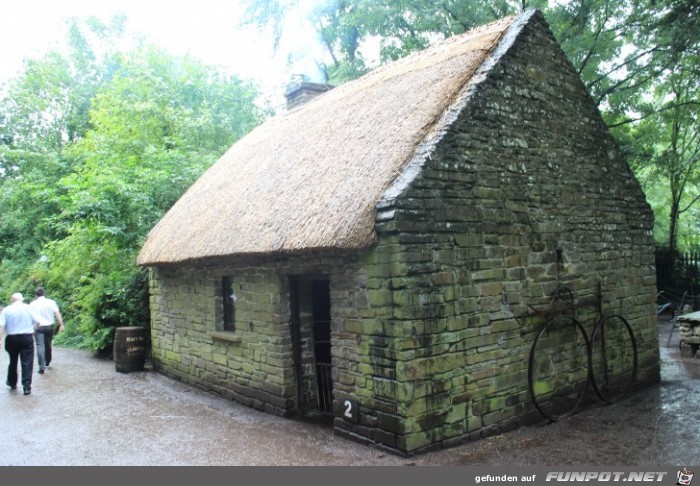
top-left (334, 12), bottom-right (657, 453)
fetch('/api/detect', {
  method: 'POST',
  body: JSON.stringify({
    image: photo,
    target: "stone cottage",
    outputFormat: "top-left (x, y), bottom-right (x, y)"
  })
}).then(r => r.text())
top-left (137, 10), bottom-right (659, 454)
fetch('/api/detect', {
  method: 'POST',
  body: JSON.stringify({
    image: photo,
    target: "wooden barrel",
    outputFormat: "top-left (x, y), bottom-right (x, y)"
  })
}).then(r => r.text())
top-left (114, 327), bottom-right (147, 373)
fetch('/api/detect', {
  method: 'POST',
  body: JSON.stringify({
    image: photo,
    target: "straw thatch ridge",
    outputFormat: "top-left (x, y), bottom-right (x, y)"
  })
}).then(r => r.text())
top-left (138, 12), bottom-right (529, 266)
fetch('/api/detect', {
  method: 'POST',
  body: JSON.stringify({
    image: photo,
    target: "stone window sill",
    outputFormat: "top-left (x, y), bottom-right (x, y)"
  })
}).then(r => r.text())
top-left (210, 331), bottom-right (243, 344)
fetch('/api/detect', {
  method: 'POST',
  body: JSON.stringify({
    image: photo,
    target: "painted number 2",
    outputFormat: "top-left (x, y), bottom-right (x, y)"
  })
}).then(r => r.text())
top-left (342, 398), bottom-right (358, 423)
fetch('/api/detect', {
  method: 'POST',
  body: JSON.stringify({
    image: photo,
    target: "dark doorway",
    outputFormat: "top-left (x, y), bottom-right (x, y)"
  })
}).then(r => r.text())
top-left (289, 276), bottom-right (333, 415)
top-left (312, 280), bottom-right (332, 414)
top-left (289, 276), bottom-right (305, 412)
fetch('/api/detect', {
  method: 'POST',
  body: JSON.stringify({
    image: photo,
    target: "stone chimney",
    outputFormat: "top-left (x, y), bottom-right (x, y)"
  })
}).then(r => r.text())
top-left (284, 81), bottom-right (334, 110)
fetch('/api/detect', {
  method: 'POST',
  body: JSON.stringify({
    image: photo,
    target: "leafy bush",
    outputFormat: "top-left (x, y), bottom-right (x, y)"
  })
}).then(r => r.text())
top-left (0, 23), bottom-right (263, 354)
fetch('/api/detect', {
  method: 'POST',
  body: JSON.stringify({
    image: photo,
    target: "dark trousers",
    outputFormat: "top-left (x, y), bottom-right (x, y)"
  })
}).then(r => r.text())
top-left (5, 334), bottom-right (34, 389)
top-left (35, 326), bottom-right (54, 370)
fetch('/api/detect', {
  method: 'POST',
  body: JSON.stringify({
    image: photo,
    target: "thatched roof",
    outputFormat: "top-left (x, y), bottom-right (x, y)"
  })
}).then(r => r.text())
top-left (138, 11), bottom-right (535, 266)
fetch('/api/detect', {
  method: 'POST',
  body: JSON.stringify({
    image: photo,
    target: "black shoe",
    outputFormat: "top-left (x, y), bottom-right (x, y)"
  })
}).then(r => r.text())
top-left (23, 387), bottom-right (31, 395)
top-left (6, 381), bottom-right (16, 390)
top-left (38, 370), bottom-right (45, 374)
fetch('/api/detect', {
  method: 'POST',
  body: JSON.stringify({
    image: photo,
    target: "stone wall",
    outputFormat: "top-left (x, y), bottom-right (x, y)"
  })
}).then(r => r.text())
top-left (334, 13), bottom-right (659, 453)
top-left (148, 253), bottom-right (377, 417)
top-left (149, 264), bottom-right (295, 415)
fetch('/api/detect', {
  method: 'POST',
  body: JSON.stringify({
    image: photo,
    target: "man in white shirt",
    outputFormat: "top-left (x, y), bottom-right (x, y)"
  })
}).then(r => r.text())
top-left (30, 288), bottom-right (64, 374)
top-left (0, 293), bottom-right (44, 395)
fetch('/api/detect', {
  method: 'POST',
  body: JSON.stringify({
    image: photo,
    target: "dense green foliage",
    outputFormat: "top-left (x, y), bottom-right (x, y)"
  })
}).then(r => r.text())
top-left (625, 66), bottom-right (700, 255)
top-left (0, 17), bottom-right (264, 353)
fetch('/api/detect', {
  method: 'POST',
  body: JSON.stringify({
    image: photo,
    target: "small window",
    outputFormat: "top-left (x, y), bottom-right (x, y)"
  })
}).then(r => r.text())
top-left (222, 276), bottom-right (235, 332)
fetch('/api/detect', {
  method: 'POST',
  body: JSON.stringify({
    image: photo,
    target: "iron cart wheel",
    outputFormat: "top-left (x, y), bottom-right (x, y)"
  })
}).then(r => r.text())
top-left (528, 314), bottom-right (592, 422)
top-left (589, 313), bottom-right (638, 404)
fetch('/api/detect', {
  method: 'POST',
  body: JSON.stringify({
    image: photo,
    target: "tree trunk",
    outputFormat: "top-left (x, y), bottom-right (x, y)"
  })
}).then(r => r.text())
top-left (668, 198), bottom-right (680, 280)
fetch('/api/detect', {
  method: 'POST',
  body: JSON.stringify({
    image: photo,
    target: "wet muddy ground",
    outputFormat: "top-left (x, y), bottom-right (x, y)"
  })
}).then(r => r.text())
top-left (1, 317), bottom-right (697, 466)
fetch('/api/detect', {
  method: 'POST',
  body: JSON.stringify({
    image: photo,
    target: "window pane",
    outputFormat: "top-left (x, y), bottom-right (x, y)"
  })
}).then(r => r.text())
top-left (222, 276), bottom-right (235, 332)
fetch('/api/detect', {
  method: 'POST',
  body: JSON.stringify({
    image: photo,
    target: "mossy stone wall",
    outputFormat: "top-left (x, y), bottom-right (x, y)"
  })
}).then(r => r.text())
top-left (335, 13), bottom-right (658, 453)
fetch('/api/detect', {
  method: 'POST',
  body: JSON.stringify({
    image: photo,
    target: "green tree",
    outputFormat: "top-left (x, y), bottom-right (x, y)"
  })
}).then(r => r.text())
top-left (37, 45), bottom-right (263, 352)
top-left (242, 0), bottom-right (529, 83)
top-left (0, 18), bottom-right (264, 353)
top-left (242, 1), bottom-right (697, 108)
top-left (0, 16), bottom-right (129, 297)
top-left (0, 15), bottom-right (126, 155)
top-left (627, 67), bottom-right (700, 255)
